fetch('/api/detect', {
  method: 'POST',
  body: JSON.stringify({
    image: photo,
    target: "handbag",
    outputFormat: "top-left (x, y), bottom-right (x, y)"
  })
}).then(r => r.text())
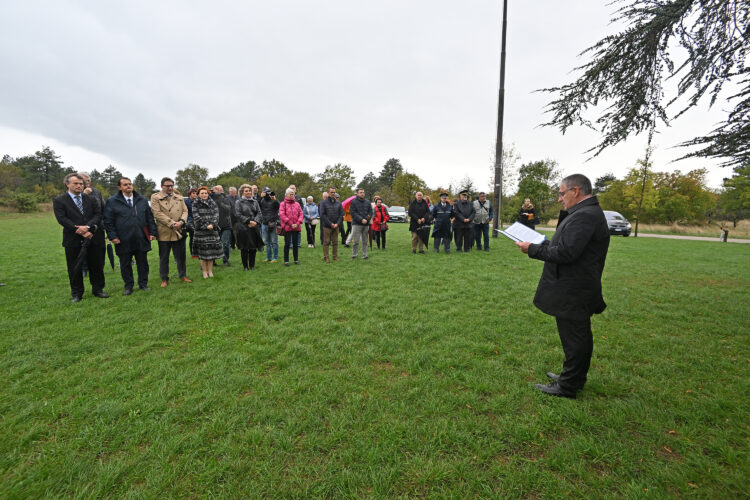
top-left (275, 225), bottom-right (285, 236)
top-left (311, 218), bottom-right (319, 226)
top-left (379, 222), bottom-right (389, 231)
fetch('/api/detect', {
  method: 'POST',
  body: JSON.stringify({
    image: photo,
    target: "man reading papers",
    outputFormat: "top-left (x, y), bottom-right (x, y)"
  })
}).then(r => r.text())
top-left (515, 174), bottom-right (610, 399)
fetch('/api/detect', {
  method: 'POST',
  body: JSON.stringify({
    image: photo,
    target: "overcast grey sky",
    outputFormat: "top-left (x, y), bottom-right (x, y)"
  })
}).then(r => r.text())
top-left (0, 0), bottom-right (733, 191)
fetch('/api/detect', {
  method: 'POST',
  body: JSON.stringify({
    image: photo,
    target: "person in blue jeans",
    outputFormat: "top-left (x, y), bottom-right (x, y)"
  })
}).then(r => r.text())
top-left (261, 224), bottom-right (277, 261)
top-left (259, 188), bottom-right (280, 262)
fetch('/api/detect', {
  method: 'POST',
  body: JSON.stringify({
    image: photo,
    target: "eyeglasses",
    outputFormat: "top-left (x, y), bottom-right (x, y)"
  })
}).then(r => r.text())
top-left (163, 184), bottom-right (174, 188)
top-left (558, 188), bottom-right (575, 197)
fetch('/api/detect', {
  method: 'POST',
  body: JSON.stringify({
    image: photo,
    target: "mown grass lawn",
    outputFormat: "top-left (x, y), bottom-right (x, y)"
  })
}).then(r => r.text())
top-left (1, 213), bottom-right (748, 498)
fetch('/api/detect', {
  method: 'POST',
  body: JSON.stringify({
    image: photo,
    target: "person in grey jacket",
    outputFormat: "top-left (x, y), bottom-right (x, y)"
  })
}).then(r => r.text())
top-left (472, 192), bottom-right (494, 251)
top-left (319, 187), bottom-right (344, 263)
top-left (303, 196), bottom-right (320, 248)
top-left (515, 174), bottom-right (610, 399)
top-left (349, 188), bottom-right (373, 259)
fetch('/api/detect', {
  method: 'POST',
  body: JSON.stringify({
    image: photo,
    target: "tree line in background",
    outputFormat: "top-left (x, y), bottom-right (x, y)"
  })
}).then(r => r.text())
top-left (1, 145), bottom-right (748, 227)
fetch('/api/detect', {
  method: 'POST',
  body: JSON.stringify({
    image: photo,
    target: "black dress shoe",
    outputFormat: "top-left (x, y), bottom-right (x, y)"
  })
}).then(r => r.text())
top-left (93, 291), bottom-right (109, 299)
top-left (546, 372), bottom-right (560, 381)
top-left (533, 382), bottom-right (576, 399)
top-left (71, 296), bottom-right (82, 303)
top-left (140, 286), bottom-right (151, 291)
top-left (123, 288), bottom-right (133, 296)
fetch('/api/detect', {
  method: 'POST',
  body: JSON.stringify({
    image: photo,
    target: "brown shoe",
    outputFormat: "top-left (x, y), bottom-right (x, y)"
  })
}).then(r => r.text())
top-left (324, 257), bottom-right (330, 263)
top-left (333, 257), bottom-right (339, 262)
top-left (160, 280), bottom-right (168, 288)
top-left (180, 277), bottom-right (192, 283)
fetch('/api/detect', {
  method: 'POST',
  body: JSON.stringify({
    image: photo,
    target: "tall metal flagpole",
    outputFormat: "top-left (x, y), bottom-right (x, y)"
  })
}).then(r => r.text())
top-left (492, 0), bottom-right (508, 236)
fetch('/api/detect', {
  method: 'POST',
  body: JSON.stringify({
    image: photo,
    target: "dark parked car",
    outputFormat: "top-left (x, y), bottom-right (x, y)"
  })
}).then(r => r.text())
top-left (388, 206), bottom-right (407, 223)
top-left (604, 210), bottom-right (631, 237)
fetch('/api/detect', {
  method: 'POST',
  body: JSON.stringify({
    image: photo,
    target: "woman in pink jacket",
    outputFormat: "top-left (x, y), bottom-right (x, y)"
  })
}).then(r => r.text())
top-left (279, 188), bottom-right (304, 266)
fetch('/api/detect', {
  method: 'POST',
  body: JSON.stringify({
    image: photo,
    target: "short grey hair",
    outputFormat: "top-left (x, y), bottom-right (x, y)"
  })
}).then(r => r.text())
top-left (561, 174), bottom-right (592, 196)
top-left (285, 187), bottom-right (295, 197)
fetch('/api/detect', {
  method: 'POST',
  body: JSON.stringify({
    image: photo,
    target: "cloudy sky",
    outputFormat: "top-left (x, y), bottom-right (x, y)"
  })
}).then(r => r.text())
top-left (0, 0), bottom-right (734, 191)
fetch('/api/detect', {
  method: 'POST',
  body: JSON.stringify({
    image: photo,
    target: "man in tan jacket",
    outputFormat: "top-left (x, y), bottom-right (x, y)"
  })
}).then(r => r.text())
top-left (151, 177), bottom-right (192, 287)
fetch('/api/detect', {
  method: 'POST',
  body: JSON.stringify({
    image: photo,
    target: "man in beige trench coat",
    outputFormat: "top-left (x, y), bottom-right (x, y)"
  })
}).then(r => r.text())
top-left (151, 177), bottom-right (192, 287)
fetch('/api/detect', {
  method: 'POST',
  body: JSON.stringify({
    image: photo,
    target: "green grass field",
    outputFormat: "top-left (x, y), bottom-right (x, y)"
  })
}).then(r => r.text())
top-left (1, 213), bottom-right (748, 497)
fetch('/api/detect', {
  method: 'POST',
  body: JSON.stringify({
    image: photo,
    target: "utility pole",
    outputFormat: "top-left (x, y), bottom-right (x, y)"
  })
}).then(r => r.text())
top-left (492, 0), bottom-right (508, 236)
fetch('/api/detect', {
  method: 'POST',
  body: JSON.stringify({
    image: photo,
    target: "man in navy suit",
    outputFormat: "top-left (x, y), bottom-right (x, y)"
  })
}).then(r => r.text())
top-left (53, 173), bottom-right (108, 302)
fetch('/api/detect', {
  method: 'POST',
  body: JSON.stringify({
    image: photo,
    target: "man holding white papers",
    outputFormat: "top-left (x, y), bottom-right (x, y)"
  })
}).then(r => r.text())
top-left (515, 174), bottom-right (610, 399)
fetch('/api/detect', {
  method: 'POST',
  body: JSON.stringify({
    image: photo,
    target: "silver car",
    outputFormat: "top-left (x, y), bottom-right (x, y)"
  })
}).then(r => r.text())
top-left (604, 210), bottom-right (631, 237)
top-left (388, 206), bottom-right (408, 223)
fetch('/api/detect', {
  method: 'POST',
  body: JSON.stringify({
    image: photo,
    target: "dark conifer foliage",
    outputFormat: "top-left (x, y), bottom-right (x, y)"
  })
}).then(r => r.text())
top-left (542, 0), bottom-right (749, 168)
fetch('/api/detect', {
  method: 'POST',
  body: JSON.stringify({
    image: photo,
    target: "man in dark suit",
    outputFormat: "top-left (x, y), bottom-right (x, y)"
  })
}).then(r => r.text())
top-left (103, 177), bottom-right (157, 295)
top-left (515, 174), bottom-right (610, 399)
top-left (53, 173), bottom-right (108, 302)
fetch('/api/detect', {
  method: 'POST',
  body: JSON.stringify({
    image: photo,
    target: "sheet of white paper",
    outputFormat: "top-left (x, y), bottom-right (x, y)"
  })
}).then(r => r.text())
top-left (497, 222), bottom-right (547, 244)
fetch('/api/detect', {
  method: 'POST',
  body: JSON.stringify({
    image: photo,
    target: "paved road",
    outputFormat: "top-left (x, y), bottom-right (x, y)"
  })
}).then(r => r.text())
top-left (537, 228), bottom-right (749, 244)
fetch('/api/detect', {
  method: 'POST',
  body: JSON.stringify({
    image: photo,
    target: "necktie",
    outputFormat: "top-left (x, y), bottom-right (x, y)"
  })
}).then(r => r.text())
top-left (74, 195), bottom-right (84, 215)
top-left (128, 198), bottom-right (133, 208)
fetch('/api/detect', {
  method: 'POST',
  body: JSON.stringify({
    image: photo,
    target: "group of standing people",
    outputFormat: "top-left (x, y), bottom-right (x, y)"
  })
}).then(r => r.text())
top-left (407, 190), bottom-right (496, 254)
top-left (54, 171), bottom-right (534, 303)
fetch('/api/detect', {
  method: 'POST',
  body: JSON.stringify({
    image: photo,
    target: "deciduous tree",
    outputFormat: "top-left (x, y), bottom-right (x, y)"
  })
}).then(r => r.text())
top-left (258, 159), bottom-right (290, 178)
top-left (316, 163), bottom-right (356, 197)
top-left (516, 159), bottom-right (561, 216)
top-left (719, 164), bottom-right (750, 226)
top-left (392, 172), bottom-right (427, 206)
top-left (176, 164), bottom-right (209, 194)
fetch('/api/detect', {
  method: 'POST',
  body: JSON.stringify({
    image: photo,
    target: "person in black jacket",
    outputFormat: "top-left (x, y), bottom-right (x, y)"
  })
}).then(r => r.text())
top-left (452, 190), bottom-right (475, 252)
top-left (234, 184), bottom-right (264, 270)
top-left (349, 188), bottom-right (373, 259)
top-left (211, 185), bottom-right (234, 265)
top-left (408, 192), bottom-right (430, 254)
top-left (319, 187), bottom-right (344, 263)
top-left (78, 171), bottom-right (106, 277)
top-left (103, 177), bottom-right (157, 295)
top-left (53, 173), bottom-right (108, 302)
top-left (518, 198), bottom-right (538, 229)
top-left (515, 174), bottom-right (610, 399)
top-left (259, 188), bottom-right (280, 262)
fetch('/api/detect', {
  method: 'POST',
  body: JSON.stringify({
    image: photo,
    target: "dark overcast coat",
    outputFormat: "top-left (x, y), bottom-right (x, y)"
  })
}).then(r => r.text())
top-left (103, 191), bottom-right (157, 255)
top-left (527, 196), bottom-right (610, 321)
